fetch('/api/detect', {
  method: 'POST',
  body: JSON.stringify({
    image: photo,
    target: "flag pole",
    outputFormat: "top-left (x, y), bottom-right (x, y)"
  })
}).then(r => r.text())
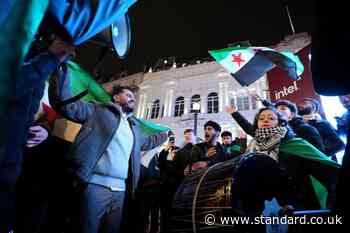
top-left (285, 4), bottom-right (295, 34)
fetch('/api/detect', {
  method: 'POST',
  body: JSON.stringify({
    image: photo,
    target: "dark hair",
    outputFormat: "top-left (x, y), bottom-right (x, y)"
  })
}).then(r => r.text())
top-left (169, 135), bottom-right (175, 142)
top-left (184, 129), bottom-right (194, 134)
top-left (274, 99), bottom-right (298, 114)
top-left (305, 98), bottom-right (320, 113)
top-left (204, 120), bottom-right (221, 132)
top-left (111, 85), bottom-right (134, 97)
top-left (221, 131), bottom-right (232, 138)
top-left (252, 107), bottom-right (288, 132)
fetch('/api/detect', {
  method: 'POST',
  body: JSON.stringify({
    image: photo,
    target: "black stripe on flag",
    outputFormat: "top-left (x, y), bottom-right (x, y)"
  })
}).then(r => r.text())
top-left (231, 52), bottom-right (274, 86)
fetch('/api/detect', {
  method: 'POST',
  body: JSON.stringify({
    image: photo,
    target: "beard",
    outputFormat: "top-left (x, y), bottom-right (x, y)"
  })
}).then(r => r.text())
top-left (118, 100), bottom-right (134, 113)
top-left (205, 134), bottom-right (216, 144)
top-left (122, 104), bottom-right (134, 113)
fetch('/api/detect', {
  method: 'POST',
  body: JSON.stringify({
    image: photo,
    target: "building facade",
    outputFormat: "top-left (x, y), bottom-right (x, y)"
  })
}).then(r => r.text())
top-left (105, 61), bottom-right (268, 145)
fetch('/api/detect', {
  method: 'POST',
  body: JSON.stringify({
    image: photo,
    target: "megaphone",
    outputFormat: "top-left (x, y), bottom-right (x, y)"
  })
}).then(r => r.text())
top-left (89, 12), bottom-right (132, 59)
top-left (33, 1), bottom-right (133, 60)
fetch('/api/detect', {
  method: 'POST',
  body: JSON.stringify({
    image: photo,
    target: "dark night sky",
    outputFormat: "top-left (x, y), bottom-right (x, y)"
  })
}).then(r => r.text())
top-left (76, 0), bottom-right (315, 80)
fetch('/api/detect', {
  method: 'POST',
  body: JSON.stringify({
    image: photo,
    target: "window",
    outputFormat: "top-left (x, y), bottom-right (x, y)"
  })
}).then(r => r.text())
top-left (251, 96), bottom-right (257, 110)
top-left (191, 94), bottom-right (201, 113)
top-left (236, 95), bottom-right (250, 111)
top-left (151, 100), bottom-right (160, 119)
top-left (161, 105), bottom-right (165, 118)
top-left (207, 92), bottom-right (219, 113)
top-left (174, 96), bottom-right (185, 117)
top-left (230, 98), bottom-right (236, 107)
top-left (145, 108), bottom-right (149, 119)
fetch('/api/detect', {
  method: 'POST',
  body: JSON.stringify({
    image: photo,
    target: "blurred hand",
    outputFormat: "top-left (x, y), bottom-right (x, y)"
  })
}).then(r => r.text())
top-left (252, 93), bottom-right (262, 102)
top-left (48, 39), bottom-right (75, 63)
top-left (191, 161), bottom-right (208, 171)
top-left (27, 125), bottom-right (48, 147)
top-left (238, 131), bottom-right (247, 139)
top-left (225, 105), bottom-right (237, 114)
top-left (207, 147), bottom-right (217, 157)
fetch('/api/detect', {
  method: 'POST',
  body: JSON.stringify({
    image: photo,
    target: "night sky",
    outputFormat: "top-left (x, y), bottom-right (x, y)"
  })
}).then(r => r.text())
top-left (76, 0), bottom-right (315, 81)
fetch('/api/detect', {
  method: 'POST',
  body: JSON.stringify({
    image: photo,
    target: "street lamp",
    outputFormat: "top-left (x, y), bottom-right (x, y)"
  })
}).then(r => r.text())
top-left (192, 102), bottom-right (201, 136)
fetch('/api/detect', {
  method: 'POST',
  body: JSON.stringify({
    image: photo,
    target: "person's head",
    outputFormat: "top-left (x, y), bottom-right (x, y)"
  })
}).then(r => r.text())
top-left (168, 135), bottom-right (176, 146)
top-left (204, 121), bottom-right (221, 144)
top-left (183, 129), bottom-right (196, 144)
top-left (253, 107), bottom-right (287, 131)
top-left (111, 85), bottom-right (136, 113)
top-left (298, 98), bottom-right (319, 116)
top-left (221, 131), bottom-right (233, 146)
top-left (274, 100), bottom-right (298, 121)
top-left (339, 94), bottom-right (350, 110)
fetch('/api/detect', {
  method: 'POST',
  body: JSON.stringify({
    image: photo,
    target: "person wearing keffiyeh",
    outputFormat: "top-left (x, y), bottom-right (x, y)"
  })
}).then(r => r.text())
top-left (229, 106), bottom-right (339, 217)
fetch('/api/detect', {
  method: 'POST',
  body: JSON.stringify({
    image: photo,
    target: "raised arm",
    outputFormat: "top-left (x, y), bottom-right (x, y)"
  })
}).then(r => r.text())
top-left (225, 105), bottom-right (255, 136)
top-left (48, 65), bottom-right (96, 124)
top-left (16, 39), bottom-right (74, 96)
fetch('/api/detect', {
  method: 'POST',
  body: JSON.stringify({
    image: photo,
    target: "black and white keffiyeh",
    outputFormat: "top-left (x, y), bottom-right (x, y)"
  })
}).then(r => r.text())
top-left (250, 126), bottom-right (288, 161)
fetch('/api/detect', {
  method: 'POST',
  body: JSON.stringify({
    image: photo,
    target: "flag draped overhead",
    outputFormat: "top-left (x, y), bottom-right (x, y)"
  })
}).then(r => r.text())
top-left (0, 0), bottom-right (49, 163)
top-left (209, 46), bottom-right (304, 86)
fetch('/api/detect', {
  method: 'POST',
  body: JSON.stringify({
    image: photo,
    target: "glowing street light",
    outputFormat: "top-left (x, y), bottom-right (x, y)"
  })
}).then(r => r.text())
top-left (192, 102), bottom-right (201, 136)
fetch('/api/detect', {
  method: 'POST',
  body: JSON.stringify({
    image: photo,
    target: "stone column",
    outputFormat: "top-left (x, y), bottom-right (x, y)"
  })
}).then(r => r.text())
top-left (219, 82), bottom-right (228, 112)
top-left (167, 89), bottom-right (174, 117)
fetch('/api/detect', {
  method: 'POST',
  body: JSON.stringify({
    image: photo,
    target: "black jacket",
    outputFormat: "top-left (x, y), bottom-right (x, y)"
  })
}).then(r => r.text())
top-left (308, 119), bottom-right (345, 156)
top-left (158, 147), bottom-right (180, 186)
top-left (231, 111), bottom-right (255, 136)
top-left (289, 117), bottom-right (325, 152)
top-left (173, 143), bottom-right (195, 183)
top-left (191, 142), bottom-right (231, 166)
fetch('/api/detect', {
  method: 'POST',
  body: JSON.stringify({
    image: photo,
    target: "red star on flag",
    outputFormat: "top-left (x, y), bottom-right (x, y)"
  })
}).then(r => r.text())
top-left (231, 53), bottom-right (245, 67)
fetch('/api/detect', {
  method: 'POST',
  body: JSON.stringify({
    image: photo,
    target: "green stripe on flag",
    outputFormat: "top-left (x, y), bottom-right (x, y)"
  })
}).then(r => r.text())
top-left (67, 61), bottom-right (111, 103)
top-left (281, 51), bottom-right (304, 76)
top-left (66, 61), bottom-right (169, 136)
top-left (209, 46), bottom-right (249, 61)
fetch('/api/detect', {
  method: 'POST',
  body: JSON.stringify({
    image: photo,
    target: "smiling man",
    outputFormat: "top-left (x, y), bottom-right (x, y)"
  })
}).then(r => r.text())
top-left (49, 77), bottom-right (168, 233)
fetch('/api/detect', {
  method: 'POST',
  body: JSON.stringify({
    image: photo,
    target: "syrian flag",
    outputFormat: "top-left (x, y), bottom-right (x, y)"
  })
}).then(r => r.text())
top-left (209, 46), bottom-right (304, 86)
top-left (42, 61), bottom-right (169, 136)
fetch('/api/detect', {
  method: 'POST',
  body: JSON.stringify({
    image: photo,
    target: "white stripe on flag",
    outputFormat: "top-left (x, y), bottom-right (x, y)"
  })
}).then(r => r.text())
top-left (219, 48), bottom-right (256, 74)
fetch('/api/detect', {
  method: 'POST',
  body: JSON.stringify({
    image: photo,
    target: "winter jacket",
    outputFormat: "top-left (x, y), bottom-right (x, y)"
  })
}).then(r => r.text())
top-left (308, 119), bottom-right (345, 156)
top-left (49, 67), bottom-right (168, 194)
top-left (190, 142), bottom-right (231, 167)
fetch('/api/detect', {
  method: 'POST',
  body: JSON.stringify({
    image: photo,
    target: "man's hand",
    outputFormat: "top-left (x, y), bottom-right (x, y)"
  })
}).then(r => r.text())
top-left (27, 125), bottom-right (49, 148)
top-left (184, 165), bottom-right (191, 176)
top-left (225, 105), bottom-right (237, 114)
top-left (191, 161), bottom-right (209, 171)
top-left (207, 147), bottom-right (217, 157)
top-left (238, 130), bottom-right (247, 139)
top-left (48, 39), bottom-right (76, 63)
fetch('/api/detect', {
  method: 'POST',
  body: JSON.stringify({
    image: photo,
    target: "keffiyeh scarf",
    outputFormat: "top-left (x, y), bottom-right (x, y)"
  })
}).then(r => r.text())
top-left (250, 126), bottom-right (288, 162)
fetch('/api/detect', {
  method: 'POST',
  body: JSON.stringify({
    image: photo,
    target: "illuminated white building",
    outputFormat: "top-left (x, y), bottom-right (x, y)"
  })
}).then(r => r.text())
top-left (105, 61), bottom-right (268, 145)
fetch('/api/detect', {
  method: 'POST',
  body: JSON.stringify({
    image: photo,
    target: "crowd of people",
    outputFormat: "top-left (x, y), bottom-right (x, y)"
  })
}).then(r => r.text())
top-left (1, 38), bottom-right (350, 233)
